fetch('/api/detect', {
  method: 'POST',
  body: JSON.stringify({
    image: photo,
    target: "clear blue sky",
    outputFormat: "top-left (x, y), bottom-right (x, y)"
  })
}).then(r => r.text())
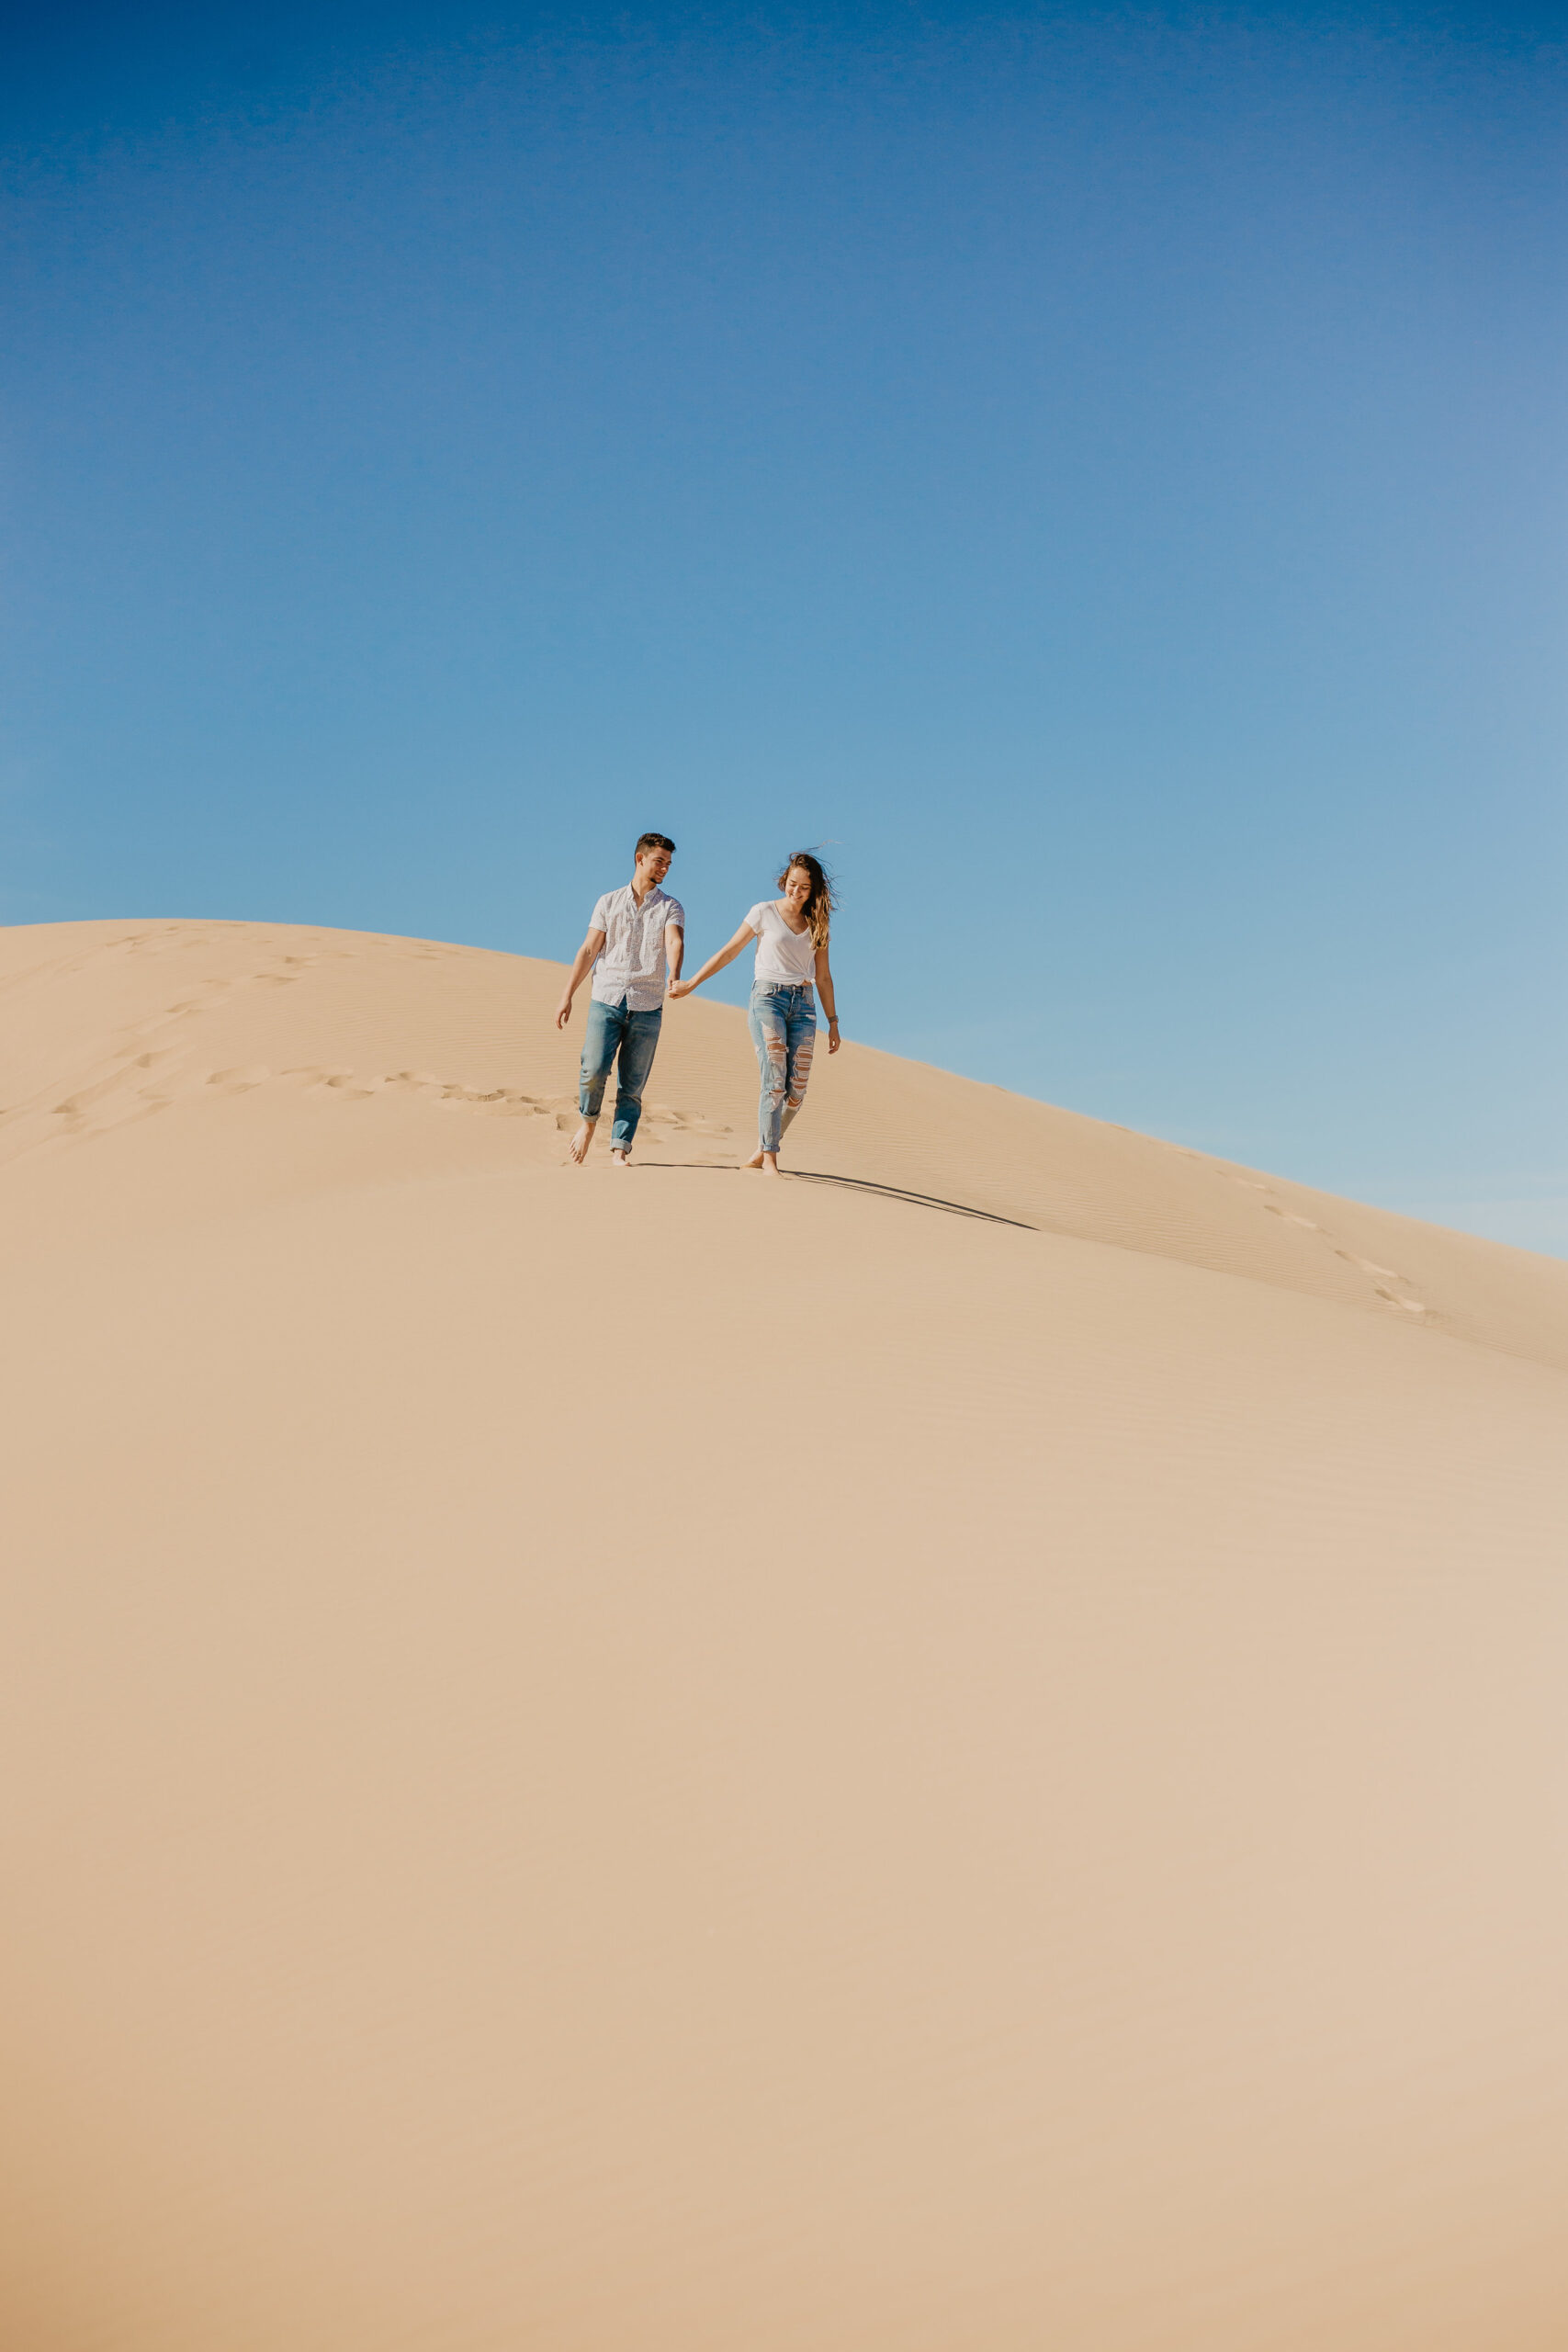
top-left (4, 2), bottom-right (1563, 1250)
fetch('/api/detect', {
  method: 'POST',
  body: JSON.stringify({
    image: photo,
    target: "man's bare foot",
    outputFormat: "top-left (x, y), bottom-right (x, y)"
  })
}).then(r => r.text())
top-left (569, 1119), bottom-right (596, 1164)
top-left (743, 1148), bottom-right (765, 1170)
top-left (609, 1148), bottom-right (631, 1169)
top-left (760, 1151), bottom-right (782, 1176)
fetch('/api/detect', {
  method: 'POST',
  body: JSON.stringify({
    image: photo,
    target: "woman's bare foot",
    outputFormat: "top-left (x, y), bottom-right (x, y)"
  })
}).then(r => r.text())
top-left (569, 1118), bottom-right (597, 1164)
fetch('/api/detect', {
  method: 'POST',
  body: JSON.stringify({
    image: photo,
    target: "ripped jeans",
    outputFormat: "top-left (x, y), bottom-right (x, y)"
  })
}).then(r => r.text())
top-left (748, 983), bottom-right (817, 1154)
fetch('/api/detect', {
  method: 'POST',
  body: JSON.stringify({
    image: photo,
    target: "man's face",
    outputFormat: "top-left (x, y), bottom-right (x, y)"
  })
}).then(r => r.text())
top-left (637, 846), bottom-right (672, 888)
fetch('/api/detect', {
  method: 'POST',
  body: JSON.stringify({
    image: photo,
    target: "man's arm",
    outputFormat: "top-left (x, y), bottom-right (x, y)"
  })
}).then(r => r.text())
top-left (555, 929), bottom-right (606, 1030)
top-left (664, 922), bottom-right (684, 990)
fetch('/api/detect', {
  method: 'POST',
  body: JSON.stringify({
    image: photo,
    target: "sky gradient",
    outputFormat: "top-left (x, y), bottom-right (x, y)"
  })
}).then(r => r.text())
top-left (4, 2), bottom-right (1564, 1250)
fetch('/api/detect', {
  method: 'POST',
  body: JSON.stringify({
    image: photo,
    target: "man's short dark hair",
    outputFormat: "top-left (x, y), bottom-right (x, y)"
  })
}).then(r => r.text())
top-left (636, 831), bottom-right (676, 857)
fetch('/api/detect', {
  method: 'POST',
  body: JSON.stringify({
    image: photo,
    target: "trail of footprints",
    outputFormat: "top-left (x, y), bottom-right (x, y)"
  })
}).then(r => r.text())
top-left (1, 930), bottom-right (731, 1159)
top-left (5, 941), bottom-right (347, 1149)
top-left (1168, 1147), bottom-right (1431, 1320)
top-left (228, 1066), bottom-right (732, 1147)
top-left (205, 1064), bottom-right (575, 1128)
top-left (1240, 1180), bottom-right (1428, 1317)
top-left (0, 939), bottom-right (321, 1151)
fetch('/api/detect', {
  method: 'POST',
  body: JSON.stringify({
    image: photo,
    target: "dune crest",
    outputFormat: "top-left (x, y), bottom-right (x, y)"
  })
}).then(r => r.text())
top-left (4, 919), bottom-right (1566, 2351)
top-left (4, 919), bottom-right (1562, 1364)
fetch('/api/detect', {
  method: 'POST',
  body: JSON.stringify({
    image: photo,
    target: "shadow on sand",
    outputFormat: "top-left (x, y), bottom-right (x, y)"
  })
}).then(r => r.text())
top-left (639, 1161), bottom-right (1037, 1231)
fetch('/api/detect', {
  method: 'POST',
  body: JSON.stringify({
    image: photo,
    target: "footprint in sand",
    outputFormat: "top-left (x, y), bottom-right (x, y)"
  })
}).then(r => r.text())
top-left (55, 1067), bottom-right (148, 1115)
top-left (1245, 1197), bottom-right (1431, 1318)
top-left (638, 1106), bottom-right (733, 1143)
top-left (254, 1068), bottom-right (550, 1115)
top-left (1325, 1250), bottom-right (1427, 1316)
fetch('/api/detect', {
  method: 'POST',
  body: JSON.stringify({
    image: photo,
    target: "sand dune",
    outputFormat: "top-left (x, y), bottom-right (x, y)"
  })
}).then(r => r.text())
top-left (4, 917), bottom-right (1566, 2351)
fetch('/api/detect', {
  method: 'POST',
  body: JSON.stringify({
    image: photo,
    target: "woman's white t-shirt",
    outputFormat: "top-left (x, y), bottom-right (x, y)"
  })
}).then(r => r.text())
top-left (746, 900), bottom-right (818, 987)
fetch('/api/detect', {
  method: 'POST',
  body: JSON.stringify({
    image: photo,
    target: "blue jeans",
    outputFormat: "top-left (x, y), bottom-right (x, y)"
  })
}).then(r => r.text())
top-left (749, 984), bottom-right (817, 1153)
top-left (580, 999), bottom-right (662, 1151)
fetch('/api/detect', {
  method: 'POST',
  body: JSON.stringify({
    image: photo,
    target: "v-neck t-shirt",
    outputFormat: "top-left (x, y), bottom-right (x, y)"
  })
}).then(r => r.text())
top-left (746, 900), bottom-right (818, 988)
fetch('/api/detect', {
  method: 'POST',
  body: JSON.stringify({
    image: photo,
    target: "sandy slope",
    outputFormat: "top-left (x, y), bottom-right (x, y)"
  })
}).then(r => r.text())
top-left (3, 917), bottom-right (1566, 2352)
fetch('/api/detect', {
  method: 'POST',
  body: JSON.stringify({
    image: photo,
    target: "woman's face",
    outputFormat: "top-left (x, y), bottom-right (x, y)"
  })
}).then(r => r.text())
top-left (784, 866), bottom-right (812, 914)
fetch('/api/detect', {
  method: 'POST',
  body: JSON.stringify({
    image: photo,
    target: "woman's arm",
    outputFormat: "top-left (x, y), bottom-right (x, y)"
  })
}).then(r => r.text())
top-left (669, 921), bottom-right (755, 998)
top-left (815, 944), bottom-right (841, 1053)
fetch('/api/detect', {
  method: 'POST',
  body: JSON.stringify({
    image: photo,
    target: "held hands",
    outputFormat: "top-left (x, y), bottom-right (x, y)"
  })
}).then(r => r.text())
top-left (667, 978), bottom-right (693, 999)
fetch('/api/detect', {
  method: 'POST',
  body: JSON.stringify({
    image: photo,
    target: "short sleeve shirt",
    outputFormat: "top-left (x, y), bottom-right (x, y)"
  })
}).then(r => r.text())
top-left (589, 883), bottom-right (685, 1011)
top-left (746, 901), bottom-right (818, 988)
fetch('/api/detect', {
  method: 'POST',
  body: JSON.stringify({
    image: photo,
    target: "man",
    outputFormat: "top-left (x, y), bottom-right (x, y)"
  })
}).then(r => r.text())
top-left (555, 832), bottom-right (684, 1167)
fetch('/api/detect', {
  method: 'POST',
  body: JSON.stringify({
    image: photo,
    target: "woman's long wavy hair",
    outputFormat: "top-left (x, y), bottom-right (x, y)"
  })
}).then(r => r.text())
top-left (778, 851), bottom-right (838, 950)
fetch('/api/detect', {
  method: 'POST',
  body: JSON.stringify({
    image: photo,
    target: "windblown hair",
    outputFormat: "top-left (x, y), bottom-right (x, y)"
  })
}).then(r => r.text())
top-left (777, 851), bottom-right (838, 950)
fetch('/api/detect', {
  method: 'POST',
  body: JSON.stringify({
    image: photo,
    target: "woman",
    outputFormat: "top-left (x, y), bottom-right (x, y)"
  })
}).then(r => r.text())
top-left (670, 853), bottom-right (840, 1172)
